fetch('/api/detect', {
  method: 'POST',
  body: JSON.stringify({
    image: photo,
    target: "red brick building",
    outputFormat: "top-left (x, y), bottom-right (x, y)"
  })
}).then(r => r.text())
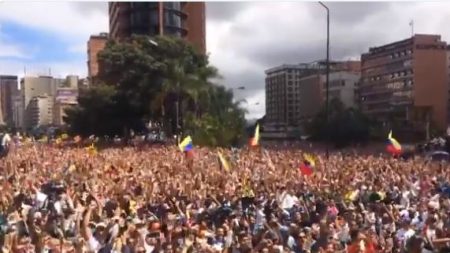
top-left (87, 32), bottom-right (108, 83)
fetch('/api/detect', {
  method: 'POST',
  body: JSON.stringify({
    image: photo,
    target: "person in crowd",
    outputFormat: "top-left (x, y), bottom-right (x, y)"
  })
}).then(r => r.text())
top-left (0, 140), bottom-right (449, 253)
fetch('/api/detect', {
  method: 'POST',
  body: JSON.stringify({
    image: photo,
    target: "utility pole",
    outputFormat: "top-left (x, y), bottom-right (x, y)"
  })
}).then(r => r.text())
top-left (319, 1), bottom-right (330, 159)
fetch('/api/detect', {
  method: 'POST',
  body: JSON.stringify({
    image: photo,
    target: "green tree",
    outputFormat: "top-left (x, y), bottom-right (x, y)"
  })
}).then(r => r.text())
top-left (307, 98), bottom-right (370, 147)
top-left (65, 35), bottom-right (246, 145)
top-left (184, 86), bottom-right (247, 147)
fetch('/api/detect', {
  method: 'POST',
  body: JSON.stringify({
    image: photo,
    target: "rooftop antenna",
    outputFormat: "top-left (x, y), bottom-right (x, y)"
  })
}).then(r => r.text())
top-left (409, 19), bottom-right (414, 37)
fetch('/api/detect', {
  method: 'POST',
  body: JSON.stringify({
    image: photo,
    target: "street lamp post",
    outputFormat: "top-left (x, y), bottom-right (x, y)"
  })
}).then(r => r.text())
top-left (319, 1), bottom-right (330, 159)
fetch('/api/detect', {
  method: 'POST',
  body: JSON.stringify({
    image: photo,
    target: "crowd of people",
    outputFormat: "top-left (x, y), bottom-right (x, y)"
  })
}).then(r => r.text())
top-left (0, 141), bottom-right (450, 253)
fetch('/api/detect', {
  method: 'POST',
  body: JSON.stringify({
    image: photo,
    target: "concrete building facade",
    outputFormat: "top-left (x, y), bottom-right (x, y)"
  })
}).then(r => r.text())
top-left (0, 75), bottom-right (19, 126)
top-left (265, 63), bottom-right (320, 127)
top-left (21, 76), bottom-right (57, 112)
top-left (265, 61), bottom-right (361, 128)
top-left (360, 34), bottom-right (449, 131)
top-left (18, 75), bottom-right (79, 129)
top-left (87, 33), bottom-right (108, 83)
top-left (108, 2), bottom-right (206, 53)
top-left (26, 95), bottom-right (54, 128)
top-left (327, 71), bottom-right (360, 109)
top-left (53, 101), bottom-right (77, 126)
top-left (12, 95), bottom-right (24, 129)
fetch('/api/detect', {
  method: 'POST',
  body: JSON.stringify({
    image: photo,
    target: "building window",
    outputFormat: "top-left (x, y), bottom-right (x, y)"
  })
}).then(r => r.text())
top-left (164, 2), bottom-right (181, 10)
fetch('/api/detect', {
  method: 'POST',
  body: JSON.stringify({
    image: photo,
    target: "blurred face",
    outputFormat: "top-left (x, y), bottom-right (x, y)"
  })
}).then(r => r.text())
top-left (241, 235), bottom-right (252, 249)
top-left (164, 244), bottom-right (174, 253)
top-left (96, 226), bottom-right (107, 240)
top-left (216, 228), bottom-right (224, 237)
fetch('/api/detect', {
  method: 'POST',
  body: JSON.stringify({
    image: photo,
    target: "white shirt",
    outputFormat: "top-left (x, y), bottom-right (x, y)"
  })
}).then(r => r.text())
top-left (88, 236), bottom-right (101, 252)
top-left (1, 134), bottom-right (11, 146)
top-left (395, 228), bottom-right (415, 247)
top-left (281, 194), bottom-right (298, 209)
top-left (255, 208), bottom-right (266, 228)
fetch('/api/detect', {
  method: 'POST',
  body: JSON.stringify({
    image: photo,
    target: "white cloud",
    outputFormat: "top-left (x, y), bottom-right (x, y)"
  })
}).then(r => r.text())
top-left (2, 1), bottom-right (450, 120)
top-left (67, 43), bottom-right (87, 54)
top-left (0, 2), bottom-right (108, 40)
top-left (0, 42), bottom-right (28, 58)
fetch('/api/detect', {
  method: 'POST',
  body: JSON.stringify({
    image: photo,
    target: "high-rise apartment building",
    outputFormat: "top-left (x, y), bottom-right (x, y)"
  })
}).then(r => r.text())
top-left (265, 61), bottom-right (360, 127)
top-left (12, 95), bottom-right (24, 129)
top-left (359, 34), bottom-right (449, 131)
top-left (108, 2), bottom-right (206, 54)
top-left (87, 33), bottom-right (108, 82)
top-left (0, 75), bottom-right (19, 126)
top-left (26, 95), bottom-right (54, 128)
top-left (265, 63), bottom-right (320, 126)
top-left (18, 75), bottom-right (79, 129)
top-left (21, 76), bottom-right (57, 111)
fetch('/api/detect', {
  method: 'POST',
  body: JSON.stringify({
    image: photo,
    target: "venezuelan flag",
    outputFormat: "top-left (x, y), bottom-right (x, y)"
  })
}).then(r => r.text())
top-left (249, 124), bottom-right (260, 147)
top-left (386, 130), bottom-right (402, 155)
top-left (179, 136), bottom-right (193, 152)
top-left (299, 153), bottom-right (315, 176)
top-left (218, 151), bottom-right (231, 171)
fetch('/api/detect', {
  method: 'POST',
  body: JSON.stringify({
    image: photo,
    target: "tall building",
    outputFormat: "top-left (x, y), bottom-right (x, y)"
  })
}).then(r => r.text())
top-left (265, 61), bottom-right (360, 128)
top-left (0, 75), bottom-right (19, 126)
top-left (359, 34), bottom-right (449, 132)
top-left (19, 75), bottom-right (79, 129)
top-left (12, 95), bottom-right (24, 129)
top-left (265, 63), bottom-right (320, 127)
top-left (21, 76), bottom-right (57, 113)
top-left (26, 95), bottom-right (54, 128)
top-left (87, 33), bottom-right (108, 82)
top-left (53, 100), bottom-right (77, 126)
top-left (108, 2), bottom-right (206, 53)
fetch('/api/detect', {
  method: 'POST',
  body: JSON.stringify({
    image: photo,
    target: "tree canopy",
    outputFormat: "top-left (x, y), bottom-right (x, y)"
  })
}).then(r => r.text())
top-left (306, 98), bottom-right (371, 147)
top-left (64, 35), bottom-right (246, 146)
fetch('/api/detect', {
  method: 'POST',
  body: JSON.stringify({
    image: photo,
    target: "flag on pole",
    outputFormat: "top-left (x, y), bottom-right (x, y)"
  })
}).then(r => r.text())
top-left (386, 130), bottom-right (402, 155)
top-left (178, 136), bottom-right (193, 152)
top-left (218, 151), bottom-right (231, 171)
top-left (299, 153), bottom-right (316, 176)
top-left (249, 124), bottom-right (260, 147)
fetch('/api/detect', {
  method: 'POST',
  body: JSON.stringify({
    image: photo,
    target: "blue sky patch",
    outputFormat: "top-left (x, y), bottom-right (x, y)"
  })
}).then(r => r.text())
top-left (0, 21), bottom-right (84, 62)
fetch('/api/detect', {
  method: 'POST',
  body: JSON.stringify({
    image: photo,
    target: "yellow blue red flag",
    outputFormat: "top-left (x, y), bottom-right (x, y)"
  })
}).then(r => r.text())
top-left (178, 136), bottom-right (193, 152)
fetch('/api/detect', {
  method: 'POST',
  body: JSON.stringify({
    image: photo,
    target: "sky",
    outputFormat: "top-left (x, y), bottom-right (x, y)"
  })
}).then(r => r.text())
top-left (1, 1), bottom-right (450, 119)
